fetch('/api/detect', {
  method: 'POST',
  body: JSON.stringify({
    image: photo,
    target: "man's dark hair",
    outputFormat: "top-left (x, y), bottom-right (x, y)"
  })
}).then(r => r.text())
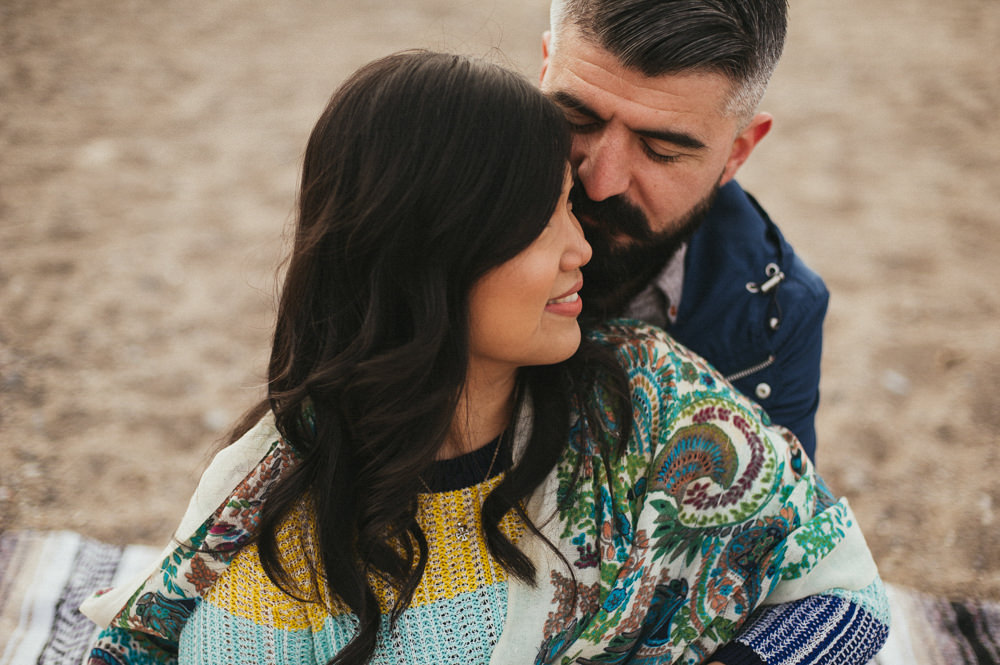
top-left (551, 0), bottom-right (788, 119)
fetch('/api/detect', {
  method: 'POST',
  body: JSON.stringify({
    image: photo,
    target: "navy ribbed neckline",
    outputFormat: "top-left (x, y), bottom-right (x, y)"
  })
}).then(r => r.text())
top-left (421, 434), bottom-right (507, 492)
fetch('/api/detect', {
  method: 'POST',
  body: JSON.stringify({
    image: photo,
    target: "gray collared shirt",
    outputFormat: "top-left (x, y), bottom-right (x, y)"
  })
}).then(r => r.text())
top-left (623, 243), bottom-right (687, 329)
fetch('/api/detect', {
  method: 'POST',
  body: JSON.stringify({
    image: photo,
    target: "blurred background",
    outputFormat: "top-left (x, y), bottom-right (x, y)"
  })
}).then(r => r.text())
top-left (1, 0), bottom-right (998, 599)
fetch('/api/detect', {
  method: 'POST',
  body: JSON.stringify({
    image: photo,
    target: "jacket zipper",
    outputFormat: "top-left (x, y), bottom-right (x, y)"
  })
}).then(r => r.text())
top-left (725, 355), bottom-right (775, 383)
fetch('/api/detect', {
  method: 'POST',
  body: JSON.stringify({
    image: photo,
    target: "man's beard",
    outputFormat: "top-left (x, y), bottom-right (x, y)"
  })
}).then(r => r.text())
top-left (574, 182), bottom-right (719, 321)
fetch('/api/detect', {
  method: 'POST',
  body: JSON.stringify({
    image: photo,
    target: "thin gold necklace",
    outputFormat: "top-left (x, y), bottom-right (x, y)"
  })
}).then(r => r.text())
top-left (419, 432), bottom-right (503, 493)
top-left (419, 433), bottom-right (504, 541)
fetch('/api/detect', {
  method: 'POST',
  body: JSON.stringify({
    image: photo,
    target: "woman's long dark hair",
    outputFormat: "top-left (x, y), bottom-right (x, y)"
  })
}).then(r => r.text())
top-left (234, 51), bottom-right (631, 665)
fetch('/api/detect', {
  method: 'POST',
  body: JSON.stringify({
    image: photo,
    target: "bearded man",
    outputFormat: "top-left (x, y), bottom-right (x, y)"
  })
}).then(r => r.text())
top-left (541, 0), bottom-right (829, 460)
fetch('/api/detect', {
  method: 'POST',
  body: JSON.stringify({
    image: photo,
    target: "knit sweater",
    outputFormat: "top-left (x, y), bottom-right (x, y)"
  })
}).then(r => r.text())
top-left (179, 470), bottom-right (517, 664)
top-left (177, 440), bottom-right (888, 664)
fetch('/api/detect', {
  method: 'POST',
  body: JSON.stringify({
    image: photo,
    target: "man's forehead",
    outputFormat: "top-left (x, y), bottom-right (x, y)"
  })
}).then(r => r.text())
top-left (544, 30), bottom-right (733, 122)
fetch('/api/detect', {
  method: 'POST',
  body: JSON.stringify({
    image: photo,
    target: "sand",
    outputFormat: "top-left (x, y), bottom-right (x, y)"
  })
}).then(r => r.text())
top-left (1, 0), bottom-right (998, 600)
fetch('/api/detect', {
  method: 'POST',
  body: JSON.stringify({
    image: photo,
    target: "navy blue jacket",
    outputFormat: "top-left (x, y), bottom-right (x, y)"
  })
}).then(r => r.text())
top-left (667, 181), bottom-right (828, 460)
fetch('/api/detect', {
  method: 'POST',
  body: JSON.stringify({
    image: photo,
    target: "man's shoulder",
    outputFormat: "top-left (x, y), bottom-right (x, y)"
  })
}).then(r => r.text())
top-left (672, 181), bottom-right (828, 382)
top-left (685, 181), bottom-right (827, 308)
top-left (693, 181), bottom-right (791, 268)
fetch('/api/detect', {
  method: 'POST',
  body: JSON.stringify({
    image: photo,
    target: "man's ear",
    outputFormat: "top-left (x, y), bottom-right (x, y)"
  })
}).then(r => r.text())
top-left (720, 112), bottom-right (773, 185)
top-left (540, 30), bottom-right (552, 85)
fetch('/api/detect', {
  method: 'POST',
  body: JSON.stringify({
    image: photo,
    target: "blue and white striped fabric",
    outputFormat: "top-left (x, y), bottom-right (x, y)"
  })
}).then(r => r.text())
top-left (0, 531), bottom-right (157, 665)
top-left (733, 590), bottom-right (889, 664)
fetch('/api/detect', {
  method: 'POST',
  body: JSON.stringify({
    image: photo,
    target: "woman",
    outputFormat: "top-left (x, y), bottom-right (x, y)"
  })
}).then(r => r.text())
top-left (81, 51), bottom-right (888, 664)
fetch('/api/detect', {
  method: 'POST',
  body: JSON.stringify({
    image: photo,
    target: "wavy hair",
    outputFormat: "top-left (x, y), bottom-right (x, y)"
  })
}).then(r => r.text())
top-left (232, 51), bottom-right (631, 665)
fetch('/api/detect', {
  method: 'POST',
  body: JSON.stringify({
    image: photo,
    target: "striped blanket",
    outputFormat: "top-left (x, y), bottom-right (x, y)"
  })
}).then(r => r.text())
top-left (1, 530), bottom-right (996, 665)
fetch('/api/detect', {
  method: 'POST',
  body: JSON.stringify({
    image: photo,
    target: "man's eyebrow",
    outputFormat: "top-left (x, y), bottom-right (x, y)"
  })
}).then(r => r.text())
top-left (637, 127), bottom-right (706, 151)
top-left (550, 91), bottom-right (603, 121)
top-left (549, 90), bottom-right (707, 151)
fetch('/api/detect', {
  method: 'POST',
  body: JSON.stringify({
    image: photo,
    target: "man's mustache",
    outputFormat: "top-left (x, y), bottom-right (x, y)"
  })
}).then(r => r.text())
top-left (569, 183), bottom-right (653, 244)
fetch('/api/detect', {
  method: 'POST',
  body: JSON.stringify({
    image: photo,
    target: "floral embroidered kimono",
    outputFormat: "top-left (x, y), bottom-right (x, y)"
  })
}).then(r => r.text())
top-left (80, 323), bottom-right (884, 664)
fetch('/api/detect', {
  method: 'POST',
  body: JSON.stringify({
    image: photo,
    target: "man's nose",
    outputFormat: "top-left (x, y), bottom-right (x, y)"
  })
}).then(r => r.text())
top-left (571, 130), bottom-right (631, 202)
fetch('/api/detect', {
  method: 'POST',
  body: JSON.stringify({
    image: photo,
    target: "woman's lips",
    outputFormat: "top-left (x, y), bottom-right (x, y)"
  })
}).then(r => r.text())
top-left (548, 292), bottom-right (580, 305)
top-left (545, 281), bottom-right (584, 316)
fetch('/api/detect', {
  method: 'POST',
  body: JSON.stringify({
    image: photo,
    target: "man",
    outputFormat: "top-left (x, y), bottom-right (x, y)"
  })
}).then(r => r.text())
top-left (533, 12), bottom-right (886, 665)
top-left (540, 0), bottom-right (828, 460)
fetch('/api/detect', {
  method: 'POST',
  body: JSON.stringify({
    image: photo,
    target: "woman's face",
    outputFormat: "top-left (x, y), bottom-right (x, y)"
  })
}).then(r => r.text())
top-left (467, 170), bottom-right (592, 379)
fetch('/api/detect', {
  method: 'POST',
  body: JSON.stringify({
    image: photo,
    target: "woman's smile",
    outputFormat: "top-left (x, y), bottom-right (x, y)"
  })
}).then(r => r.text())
top-left (467, 169), bottom-right (592, 376)
top-left (545, 280), bottom-right (584, 315)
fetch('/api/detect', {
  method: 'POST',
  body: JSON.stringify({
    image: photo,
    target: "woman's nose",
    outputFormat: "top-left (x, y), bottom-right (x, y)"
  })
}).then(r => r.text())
top-left (564, 211), bottom-right (593, 269)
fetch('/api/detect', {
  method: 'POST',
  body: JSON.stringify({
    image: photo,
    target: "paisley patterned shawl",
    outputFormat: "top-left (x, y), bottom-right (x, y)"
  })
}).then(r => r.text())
top-left (79, 322), bottom-right (879, 664)
top-left (495, 322), bottom-right (879, 665)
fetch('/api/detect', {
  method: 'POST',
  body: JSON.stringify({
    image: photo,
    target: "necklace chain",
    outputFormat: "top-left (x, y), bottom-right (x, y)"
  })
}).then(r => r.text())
top-left (419, 432), bottom-right (503, 494)
top-left (417, 433), bottom-right (504, 542)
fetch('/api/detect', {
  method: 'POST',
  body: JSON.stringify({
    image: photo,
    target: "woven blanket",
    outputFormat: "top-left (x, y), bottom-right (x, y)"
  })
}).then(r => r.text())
top-left (0, 530), bottom-right (996, 665)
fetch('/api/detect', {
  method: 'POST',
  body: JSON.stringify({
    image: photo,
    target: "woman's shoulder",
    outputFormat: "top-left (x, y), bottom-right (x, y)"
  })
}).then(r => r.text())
top-left (200, 499), bottom-right (324, 613)
top-left (588, 319), bottom-right (713, 363)
top-left (586, 319), bottom-right (740, 402)
top-left (584, 320), bottom-right (797, 465)
top-left (80, 412), bottom-right (295, 637)
top-left (177, 412), bottom-right (289, 538)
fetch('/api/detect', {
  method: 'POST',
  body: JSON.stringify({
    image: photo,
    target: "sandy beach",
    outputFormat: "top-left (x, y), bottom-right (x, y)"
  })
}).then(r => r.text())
top-left (1, 0), bottom-right (998, 600)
